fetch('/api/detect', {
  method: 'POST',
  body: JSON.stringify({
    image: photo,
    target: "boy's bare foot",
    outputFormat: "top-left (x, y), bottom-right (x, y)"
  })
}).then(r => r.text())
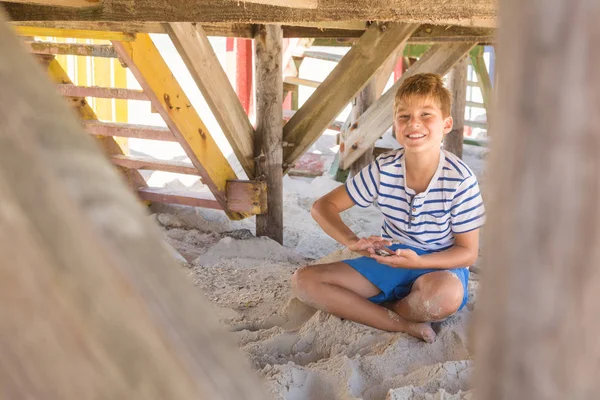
top-left (406, 321), bottom-right (436, 343)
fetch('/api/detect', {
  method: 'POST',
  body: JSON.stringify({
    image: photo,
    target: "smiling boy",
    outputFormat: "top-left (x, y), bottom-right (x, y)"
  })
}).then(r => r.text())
top-left (291, 73), bottom-right (485, 343)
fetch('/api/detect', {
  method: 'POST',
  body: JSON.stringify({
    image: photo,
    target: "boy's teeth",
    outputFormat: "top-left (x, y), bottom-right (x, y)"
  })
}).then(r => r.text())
top-left (408, 134), bottom-right (425, 138)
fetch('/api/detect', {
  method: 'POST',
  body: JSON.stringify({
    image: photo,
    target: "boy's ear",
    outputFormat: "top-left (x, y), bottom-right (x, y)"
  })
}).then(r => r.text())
top-left (443, 116), bottom-right (453, 134)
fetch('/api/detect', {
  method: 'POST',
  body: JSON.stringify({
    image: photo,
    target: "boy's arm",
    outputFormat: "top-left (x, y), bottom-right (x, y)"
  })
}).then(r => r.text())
top-left (417, 229), bottom-right (479, 268)
top-left (311, 186), bottom-right (390, 253)
top-left (372, 229), bottom-right (479, 269)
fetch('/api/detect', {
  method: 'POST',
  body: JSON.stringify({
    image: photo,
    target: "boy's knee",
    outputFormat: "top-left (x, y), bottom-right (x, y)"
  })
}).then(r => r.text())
top-left (291, 265), bottom-right (319, 296)
top-left (415, 272), bottom-right (464, 320)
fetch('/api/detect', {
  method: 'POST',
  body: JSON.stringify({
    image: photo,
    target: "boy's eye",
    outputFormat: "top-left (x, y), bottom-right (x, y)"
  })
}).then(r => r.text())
top-left (398, 115), bottom-right (409, 119)
top-left (422, 112), bottom-right (431, 117)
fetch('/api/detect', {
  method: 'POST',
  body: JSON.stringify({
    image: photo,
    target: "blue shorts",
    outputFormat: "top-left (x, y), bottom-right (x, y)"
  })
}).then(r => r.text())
top-left (343, 244), bottom-right (469, 311)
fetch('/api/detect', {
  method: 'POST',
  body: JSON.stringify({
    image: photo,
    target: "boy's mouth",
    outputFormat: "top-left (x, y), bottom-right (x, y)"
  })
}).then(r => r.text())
top-left (406, 133), bottom-right (426, 140)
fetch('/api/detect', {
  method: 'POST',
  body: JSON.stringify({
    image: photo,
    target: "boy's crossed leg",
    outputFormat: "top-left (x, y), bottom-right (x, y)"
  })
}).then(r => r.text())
top-left (291, 263), bottom-right (464, 343)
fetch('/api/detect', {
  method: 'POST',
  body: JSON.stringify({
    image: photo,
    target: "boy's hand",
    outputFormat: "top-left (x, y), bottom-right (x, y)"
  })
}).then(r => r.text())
top-left (347, 236), bottom-right (392, 257)
top-left (371, 248), bottom-right (424, 269)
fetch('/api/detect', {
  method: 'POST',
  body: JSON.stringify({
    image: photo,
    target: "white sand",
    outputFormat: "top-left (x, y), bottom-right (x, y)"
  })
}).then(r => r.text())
top-left (153, 145), bottom-right (488, 399)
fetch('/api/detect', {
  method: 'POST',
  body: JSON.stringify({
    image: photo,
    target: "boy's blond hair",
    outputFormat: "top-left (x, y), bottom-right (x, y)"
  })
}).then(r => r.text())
top-left (394, 73), bottom-right (452, 118)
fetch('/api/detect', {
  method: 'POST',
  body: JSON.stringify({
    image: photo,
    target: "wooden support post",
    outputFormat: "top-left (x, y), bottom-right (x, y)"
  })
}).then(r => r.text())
top-left (348, 81), bottom-right (377, 176)
top-left (0, 15), bottom-right (268, 399)
top-left (444, 56), bottom-right (467, 158)
top-left (282, 22), bottom-right (418, 174)
top-left (475, 1), bottom-right (600, 398)
top-left (254, 24), bottom-right (283, 244)
top-left (339, 42), bottom-right (477, 169)
top-left (112, 34), bottom-right (249, 220)
top-left (166, 23), bottom-right (256, 179)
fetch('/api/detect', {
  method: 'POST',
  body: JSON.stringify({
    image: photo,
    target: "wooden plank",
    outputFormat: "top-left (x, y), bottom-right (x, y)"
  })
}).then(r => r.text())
top-left (226, 180), bottom-right (267, 214)
top-left (255, 24), bottom-right (283, 244)
top-left (444, 56), bottom-right (468, 158)
top-left (112, 34), bottom-right (248, 220)
top-left (283, 75), bottom-right (320, 88)
top-left (0, 17), bottom-right (268, 400)
top-left (475, 0), bottom-right (600, 398)
top-left (14, 20), bottom-right (165, 34)
top-left (56, 84), bottom-right (148, 101)
top-left (282, 22), bottom-right (419, 174)
top-left (83, 120), bottom-right (176, 141)
top-left (40, 54), bottom-right (147, 190)
top-left (3, 0), bottom-right (101, 6)
top-left (299, 50), bottom-right (343, 62)
top-left (243, 0), bottom-right (316, 7)
top-left (26, 41), bottom-right (118, 57)
top-left (166, 23), bottom-right (255, 179)
top-left (13, 25), bottom-right (135, 40)
top-left (339, 42), bottom-right (477, 169)
top-left (2, 1), bottom-right (497, 26)
top-left (111, 154), bottom-right (201, 176)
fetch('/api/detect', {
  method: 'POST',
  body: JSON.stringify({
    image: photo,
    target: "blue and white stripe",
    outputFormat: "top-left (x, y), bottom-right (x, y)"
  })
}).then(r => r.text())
top-left (345, 148), bottom-right (485, 251)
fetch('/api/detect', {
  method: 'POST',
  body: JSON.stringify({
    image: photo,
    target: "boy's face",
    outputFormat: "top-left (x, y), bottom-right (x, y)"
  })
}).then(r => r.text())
top-left (394, 95), bottom-right (453, 155)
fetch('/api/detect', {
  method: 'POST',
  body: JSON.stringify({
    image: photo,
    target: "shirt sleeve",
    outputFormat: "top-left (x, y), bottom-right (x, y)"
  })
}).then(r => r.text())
top-left (450, 174), bottom-right (485, 233)
top-left (344, 159), bottom-right (381, 208)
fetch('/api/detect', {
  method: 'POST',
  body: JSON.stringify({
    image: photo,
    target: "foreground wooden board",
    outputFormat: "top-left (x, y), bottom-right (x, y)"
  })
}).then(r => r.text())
top-left (0, 12), bottom-right (268, 400)
top-left (474, 0), bottom-right (600, 398)
top-left (3, 0), bottom-right (101, 7)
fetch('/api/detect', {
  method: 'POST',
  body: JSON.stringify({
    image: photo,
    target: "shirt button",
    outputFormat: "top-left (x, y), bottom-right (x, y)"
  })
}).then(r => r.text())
top-left (412, 208), bottom-right (416, 212)
top-left (411, 216), bottom-right (415, 221)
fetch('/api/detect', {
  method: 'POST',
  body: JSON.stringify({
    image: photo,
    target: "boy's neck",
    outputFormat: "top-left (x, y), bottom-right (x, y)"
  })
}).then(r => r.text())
top-left (404, 149), bottom-right (442, 191)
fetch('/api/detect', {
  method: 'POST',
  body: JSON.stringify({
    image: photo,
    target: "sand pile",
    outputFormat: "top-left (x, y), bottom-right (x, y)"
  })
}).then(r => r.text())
top-left (152, 145), bottom-right (487, 399)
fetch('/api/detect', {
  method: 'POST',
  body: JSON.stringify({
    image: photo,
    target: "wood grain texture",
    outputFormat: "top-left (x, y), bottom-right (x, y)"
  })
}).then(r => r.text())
top-left (83, 121), bottom-right (176, 141)
top-left (444, 56), bottom-right (467, 158)
top-left (0, 12), bottom-right (268, 400)
top-left (474, 1), bottom-right (600, 399)
top-left (340, 42), bottom-right (476, 169)
top-left (282, 22), bottom-right (418, 173)
top-left (166, 23), bottom-right (255, 178)
top-left (2, 0), bottom-right (496, 26)
top-left (255, 24), bottom-right (284, 244)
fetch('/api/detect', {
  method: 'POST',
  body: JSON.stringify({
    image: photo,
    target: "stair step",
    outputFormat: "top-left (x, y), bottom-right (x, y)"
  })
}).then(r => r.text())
top-left (84, 121), bottom-right (176, 142)
top-left (56, 84), bottom-right (148, 101)
top-left (111, 155), bottom-right (201, 176)
top-left (138, 187), bottom-right (222, 209)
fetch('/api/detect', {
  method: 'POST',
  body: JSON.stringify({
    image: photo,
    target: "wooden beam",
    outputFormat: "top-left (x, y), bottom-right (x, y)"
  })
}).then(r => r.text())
top-left (83, 121), bottom-right (176, 141)
top-left (475, 0), bottom-right (600, 398)
top-left (39, 55), bottom-right (147, 190)
top-left (0, 15), bottom-right (269, 399)
top-left (339, 42), bottom-right (477, 169)
top-left (13, 25), bottom-right (135, 40)
top-left (13, 21), bottom-right (496, 42)
top-left (26, 41), bottom-right (118, 57)
top-left (444, 56), bottom-right (468, 158)
top-left (56, 84), bottom-right (148, 101)
top-left (166, 23), bottom-right (255, 179)
top-left (282, 22), bottom-right (419, 174)
top-left (255, 24), bottom-right (283, 244)
top-left (112, 34), bottom-right (248, 220)
top-left (298, 50), bottom-right (343, 63)
top-left (110, 155), bottom-right (202, 176)
top-left (3, 0), bottom-right (101, 6)
top-left (470, 46), bottom-right (494, 123)
top-left (226, 180), bottom-right (267, 215)
top-left (282, 109), bottom-right (343, 132)
top-left (2, 1), bottom-right (497, 26)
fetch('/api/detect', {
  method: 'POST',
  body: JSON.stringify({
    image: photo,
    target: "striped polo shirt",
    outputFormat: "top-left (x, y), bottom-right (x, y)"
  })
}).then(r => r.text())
top-left (345, 148), bottom-right (485, 252)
